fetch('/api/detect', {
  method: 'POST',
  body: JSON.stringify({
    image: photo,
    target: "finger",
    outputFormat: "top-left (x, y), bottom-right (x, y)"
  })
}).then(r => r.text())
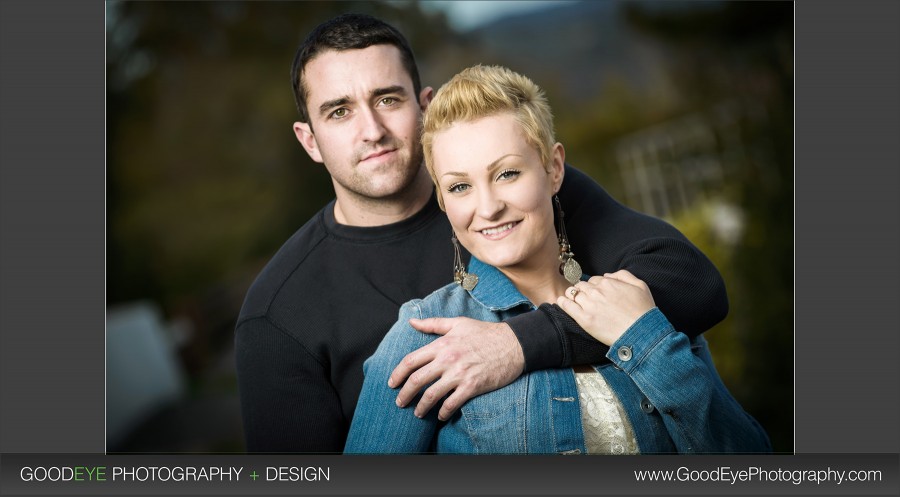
top-left (395, 360), bottom-right (445, 408)
top-left (574, 280), bottom-right (601, 296)
top-left (604, 269), bottom-right (643, 287)
top-left (600, 271), bottom-right (653, 305)
top-left (437, 385), bottom-right (474, 421)
top-left (557, 296), bottom-right (594, 335)
top-left (408, 317), bottom-right (456, 336)
top-left (388, 345), bottom-right (436, 389)
top-left (557, 295), bottom-right (589, 323)
top-left (587, 275), bottom-right (605, 286)
top-left (414, 377), bottom-right (458, 419)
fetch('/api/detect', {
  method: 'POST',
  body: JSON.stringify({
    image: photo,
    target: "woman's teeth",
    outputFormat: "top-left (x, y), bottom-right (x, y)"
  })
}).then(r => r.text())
top-left (481, 222), bottom-right (515, 235)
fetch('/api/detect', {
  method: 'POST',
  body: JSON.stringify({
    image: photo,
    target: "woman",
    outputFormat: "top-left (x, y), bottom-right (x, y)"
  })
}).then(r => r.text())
top-left (344, 65), bottom-right (770, 454)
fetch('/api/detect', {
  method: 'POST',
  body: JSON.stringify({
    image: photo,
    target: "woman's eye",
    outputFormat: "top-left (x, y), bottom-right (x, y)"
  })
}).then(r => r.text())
top-left (448, 183), bottom-right (470, 193)
top-left (497, 169), bottom-right (520, 181)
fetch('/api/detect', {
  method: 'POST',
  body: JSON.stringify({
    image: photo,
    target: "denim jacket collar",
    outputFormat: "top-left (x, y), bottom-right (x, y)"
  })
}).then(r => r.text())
top-left (466, 257), bottom-right (533, 311)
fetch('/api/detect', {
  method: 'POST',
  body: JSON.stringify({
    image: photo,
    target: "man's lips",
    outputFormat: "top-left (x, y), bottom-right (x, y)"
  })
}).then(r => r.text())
top-left (361, 149), bottom-right (396, 162)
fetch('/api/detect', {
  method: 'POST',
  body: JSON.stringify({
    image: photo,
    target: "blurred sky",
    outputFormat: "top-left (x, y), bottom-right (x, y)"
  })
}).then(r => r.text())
top-left (106, 1), bottom-right (582, 41)
top-left (417, 0), bottom-right (580, 31)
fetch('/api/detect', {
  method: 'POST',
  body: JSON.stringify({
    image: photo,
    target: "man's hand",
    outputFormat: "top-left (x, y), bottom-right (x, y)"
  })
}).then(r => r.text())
top-left (388, 317), bottom-right (524, 421)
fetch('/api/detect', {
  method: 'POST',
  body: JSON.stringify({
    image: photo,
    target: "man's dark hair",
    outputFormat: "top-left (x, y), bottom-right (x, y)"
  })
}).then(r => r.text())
top-left (291, 13), bottom-right (422, 125)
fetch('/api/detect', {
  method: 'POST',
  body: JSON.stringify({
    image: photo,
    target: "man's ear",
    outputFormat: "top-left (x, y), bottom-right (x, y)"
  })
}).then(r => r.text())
top-left (550, 142), bottom-right (566, 194)
top-left (419, 86), bottom-right (434, 112)
top-left (293, 121), bottom-right (323, 163)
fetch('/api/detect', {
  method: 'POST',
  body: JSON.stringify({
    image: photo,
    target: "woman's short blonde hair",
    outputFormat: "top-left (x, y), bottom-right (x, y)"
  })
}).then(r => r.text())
top-left (422, 65), bottom-right (556, 209)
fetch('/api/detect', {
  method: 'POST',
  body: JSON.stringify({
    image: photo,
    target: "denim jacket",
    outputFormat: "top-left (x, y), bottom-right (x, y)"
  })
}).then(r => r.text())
top-left (345, 258), bottom-right (771, 454)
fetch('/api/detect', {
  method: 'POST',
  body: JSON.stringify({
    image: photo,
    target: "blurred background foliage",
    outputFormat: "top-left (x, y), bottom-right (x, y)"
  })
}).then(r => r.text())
top-left (107, 1), bottom-right (792, 453)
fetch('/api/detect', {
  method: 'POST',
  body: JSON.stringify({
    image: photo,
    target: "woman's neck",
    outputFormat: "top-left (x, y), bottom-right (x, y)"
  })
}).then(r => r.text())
top-left (501, 257), bottom-right (572, 307)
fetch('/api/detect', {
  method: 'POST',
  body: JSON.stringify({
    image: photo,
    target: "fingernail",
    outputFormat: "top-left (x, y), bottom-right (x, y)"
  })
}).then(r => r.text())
top-left (387, 378), bottom-right (394, 388)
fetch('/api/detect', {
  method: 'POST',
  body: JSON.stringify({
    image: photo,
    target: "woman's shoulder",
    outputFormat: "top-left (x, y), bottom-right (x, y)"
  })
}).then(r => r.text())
top-left (367, 283), bottom-right (472, 367)
top-left (398, 282), bottom-right (474, 320)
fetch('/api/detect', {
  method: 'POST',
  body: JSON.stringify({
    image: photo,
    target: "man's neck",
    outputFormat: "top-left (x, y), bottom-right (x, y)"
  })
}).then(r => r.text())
top-left (332, 170), bottom-right (434, 227)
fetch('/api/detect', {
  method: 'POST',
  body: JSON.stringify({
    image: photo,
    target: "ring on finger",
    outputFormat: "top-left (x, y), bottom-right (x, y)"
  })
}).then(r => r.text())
top-left (569, 287), bottom-right (580, 299)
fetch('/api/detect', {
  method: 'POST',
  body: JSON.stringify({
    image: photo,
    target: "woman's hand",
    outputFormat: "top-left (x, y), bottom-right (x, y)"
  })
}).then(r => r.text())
top-left (556, 270), bottom-right (656, 346)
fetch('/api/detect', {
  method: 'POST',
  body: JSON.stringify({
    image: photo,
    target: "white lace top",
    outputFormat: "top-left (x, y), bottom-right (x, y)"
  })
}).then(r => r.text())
top-left (573, 368), bottom-right (640, 454)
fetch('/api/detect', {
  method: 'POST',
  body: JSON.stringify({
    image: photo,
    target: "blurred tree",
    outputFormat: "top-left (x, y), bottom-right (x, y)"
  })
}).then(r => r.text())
top-left (624, 1), bottom-right (794, 452)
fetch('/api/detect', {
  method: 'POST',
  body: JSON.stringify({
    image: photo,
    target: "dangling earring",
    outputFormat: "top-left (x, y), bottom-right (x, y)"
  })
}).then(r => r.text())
top-left (554, 195), bottom-right (582, 285)
top-left (452, 232), bottom-right (478, 291)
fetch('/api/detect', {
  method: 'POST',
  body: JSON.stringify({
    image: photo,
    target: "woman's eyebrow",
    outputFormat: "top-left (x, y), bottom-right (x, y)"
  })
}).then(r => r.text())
top-left (440, 154), bottom-right (520, 179)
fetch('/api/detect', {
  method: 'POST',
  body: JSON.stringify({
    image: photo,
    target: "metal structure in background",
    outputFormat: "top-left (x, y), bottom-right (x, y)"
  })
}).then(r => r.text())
top-left (615, 99), bottom-right (777, 223)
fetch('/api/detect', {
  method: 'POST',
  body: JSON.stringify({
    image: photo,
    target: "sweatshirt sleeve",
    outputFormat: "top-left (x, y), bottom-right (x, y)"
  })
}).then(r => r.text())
top-left (235, 316), bottom-right (347, 453)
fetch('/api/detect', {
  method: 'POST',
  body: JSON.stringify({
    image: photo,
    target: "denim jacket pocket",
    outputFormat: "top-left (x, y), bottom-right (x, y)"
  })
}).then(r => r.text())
top-left (457, 375), bottom-right (528, 453)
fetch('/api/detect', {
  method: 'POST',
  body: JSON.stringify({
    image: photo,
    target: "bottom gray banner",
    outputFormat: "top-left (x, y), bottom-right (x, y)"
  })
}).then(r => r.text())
top-left (1, 453), bottom-right (897, 496)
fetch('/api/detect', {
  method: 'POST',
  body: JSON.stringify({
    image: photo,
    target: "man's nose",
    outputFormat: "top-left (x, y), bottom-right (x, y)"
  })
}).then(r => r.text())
top-left (358, 107), bottom-right (387, 142)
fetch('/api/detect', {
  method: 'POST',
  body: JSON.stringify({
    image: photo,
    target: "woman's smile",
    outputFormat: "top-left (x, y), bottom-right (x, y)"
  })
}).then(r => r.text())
top-left (477, 221), bottom-right (520, 240)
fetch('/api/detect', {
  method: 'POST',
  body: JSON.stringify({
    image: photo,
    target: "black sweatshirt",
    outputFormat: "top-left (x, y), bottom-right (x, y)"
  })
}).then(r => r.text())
top-left (235, 165), bottom-right (728, 452)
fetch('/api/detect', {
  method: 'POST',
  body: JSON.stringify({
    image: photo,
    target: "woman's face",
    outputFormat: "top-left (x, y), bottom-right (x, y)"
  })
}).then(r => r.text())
top-left (431, 112), bottom-right (564, 272)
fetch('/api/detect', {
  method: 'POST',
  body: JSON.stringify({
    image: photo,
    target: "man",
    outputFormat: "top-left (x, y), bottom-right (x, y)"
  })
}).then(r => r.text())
top-left (235, 13), bottom-right (728, 453)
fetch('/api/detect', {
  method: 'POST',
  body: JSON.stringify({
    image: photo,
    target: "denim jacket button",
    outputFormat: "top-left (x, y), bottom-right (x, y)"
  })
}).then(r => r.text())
top-left (640, 397), bottom-right (655, 413)
top-left (617, 346), bottom-right (633, 362)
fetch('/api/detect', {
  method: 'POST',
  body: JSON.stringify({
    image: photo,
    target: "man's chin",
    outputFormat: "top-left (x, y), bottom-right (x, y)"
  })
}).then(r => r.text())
top-left (359, 176), bottom-right (419, 200)
top-left (362, 167), bottom-right (420, 192)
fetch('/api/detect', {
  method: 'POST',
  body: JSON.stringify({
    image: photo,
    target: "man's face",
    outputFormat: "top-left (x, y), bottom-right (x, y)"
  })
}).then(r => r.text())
top-left (294, 45), bottom-right (429, 201)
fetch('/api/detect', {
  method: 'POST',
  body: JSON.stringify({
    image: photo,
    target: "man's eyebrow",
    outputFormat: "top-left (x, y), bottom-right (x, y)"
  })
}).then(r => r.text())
top-left (441, 154), bottom-right (520, 179)
top-left (372, 85), bottom-right (407, 98)
top-left (318, 96), bottom-right (350, 117)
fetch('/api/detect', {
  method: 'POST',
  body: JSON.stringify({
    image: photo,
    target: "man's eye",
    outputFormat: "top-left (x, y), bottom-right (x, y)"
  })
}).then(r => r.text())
top-left (448, 183), bottom-right (470, 193)
top-left (380, 97), bottom-right (396, 106)
top-left (331, 108), bottom-right (348, 119)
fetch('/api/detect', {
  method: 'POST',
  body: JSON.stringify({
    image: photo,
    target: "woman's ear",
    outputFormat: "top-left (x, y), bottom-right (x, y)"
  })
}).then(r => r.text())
top-left (549, 142), bottom-right (565, 194)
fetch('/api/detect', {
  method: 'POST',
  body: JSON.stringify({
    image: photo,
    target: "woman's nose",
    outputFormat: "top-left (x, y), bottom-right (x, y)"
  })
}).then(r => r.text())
top-left (476, 189), bottom-right (505, 220)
